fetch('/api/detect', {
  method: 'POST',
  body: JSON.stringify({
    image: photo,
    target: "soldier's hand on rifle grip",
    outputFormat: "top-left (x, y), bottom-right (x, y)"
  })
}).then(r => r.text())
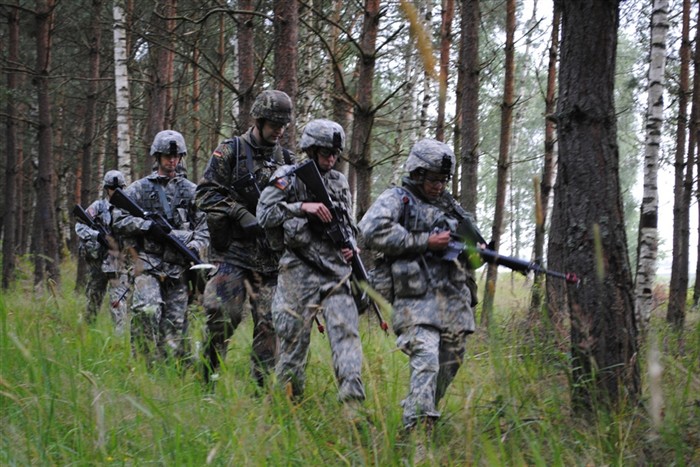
top-left (427, 230), bottom-right (451, 251)
top-left (341, 247), bottom-right (354, 263)
top-left (146, 220), bottom-right (169, 240)
top-left (301, 202), bottom-right (332, 223)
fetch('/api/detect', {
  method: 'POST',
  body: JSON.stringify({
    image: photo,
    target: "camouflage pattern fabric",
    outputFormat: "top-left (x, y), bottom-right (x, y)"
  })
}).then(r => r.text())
top-left (75, 198), bottom-right (129, 332)
top-left (196, 128), bottom-right (293, 384)
top-left (257, 162), bottom-right (365, 402)
top-left (201, 262), bottom-right (277, 385)
top-left (112, 173), bottom-right (208, 362)
top-left (358, 176), bottom-right (476, 429)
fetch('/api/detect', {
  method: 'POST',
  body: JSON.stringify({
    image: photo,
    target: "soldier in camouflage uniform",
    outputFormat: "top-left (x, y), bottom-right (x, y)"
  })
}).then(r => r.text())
top-left (75, 170), bottom-right (130, 333)
top-left (196, 90), bottom-right (295, 385)
top-left (358, 138), bottom-right (480, 431)
top-left (257, 119), bottom-right (365, 404)
top-left (112, 130), bottom-right (209, 363)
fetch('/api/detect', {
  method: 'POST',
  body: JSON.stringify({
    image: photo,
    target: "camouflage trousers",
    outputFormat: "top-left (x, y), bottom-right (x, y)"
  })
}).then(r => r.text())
top-left (85, 261), bottom-right (129, 334)
top-left (130, 273), bottom-right (189, 363)
top-left (201, 262), bottom-right (278, 385)
top-left (396, 325), bottom-right (468, 429)
top-left (272, 262), bottom-right (365, 402)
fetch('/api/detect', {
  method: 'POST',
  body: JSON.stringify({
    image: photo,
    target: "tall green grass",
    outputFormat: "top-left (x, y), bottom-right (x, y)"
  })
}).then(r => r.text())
top-left (1, 264), bottom-right (699, 465)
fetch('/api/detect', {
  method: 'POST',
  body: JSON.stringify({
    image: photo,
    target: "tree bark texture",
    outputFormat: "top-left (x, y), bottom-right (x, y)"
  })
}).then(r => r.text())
top-left (113, 0), bottom-right (132, 183)
top-left (34, 0), bottom-right (61, 285)
top-left (237, 0), bottom-right (255, 134)
top-left (274, 0), bottom-right (299, 147)
top-left (349, 0), bottom-right (380, 220)
top-left (2, 3), bottom-right (20, 289)
top-left (458, 0), bottom-right (480, 214)
top-left (481, 0), bottom-right (515, 326)
top-left (667, 0), bottom-right (692, 330)
top-left (634, 0), bottom-right (668, 333)
top-left (530, 4), bottom-right (561, 320)
top-left (436, 0), bottom-right (454, 142)
top-left (554, 0), bottom-right (640, 411)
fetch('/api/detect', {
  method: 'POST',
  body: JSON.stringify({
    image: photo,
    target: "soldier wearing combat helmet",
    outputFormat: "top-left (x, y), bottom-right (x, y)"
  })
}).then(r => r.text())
top-left (196, 90), bottom-right (295, 386)
top-left (75, 169), bottom-right (129, 333)
top-left (112, 130), bottom-right (209, 365)
top-left (359, 138), bottom-right (482, 432)
top-left (257, 119), bottom-right (366, 408)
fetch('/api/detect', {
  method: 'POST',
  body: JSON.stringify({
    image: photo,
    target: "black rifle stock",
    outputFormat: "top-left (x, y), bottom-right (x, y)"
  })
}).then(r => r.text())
top-left (294, 160), bottom-right (389, 332)
top-left (73, 204), bottom-right (111, 249)
top-left (110, 188), bottom-right (202, 266)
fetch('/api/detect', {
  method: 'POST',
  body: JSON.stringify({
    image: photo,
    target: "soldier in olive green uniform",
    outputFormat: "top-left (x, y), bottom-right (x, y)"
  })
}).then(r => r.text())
top-left (257, 119), bottom-right (365, 404)
top-left (358, 139), bottom-right (480, 431)
top-left (196, 90), bottom-right (295, 385)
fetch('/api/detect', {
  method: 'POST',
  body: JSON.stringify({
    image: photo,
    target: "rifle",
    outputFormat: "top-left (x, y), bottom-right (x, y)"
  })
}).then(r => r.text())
top-left (110, 187), bottom-right (202, 267)
top-left (295, 160), bottom-right (389, 332)
top-left (445, 235), bottom-right (580, 285)
top-left (73, 204), bottom-right (111, 249)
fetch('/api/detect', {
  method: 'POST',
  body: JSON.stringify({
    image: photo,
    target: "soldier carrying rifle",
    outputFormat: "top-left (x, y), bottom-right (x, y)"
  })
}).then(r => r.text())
top-left (257, 119), bottom-right (366, 413)
top-left (111, 130), bottom-right (209, 366)
top-left (74, 170), bottom-right (129, 334)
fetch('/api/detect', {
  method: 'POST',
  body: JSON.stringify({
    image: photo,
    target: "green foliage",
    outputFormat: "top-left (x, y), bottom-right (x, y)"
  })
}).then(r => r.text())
top-left (1, 263), bottom-right (699, 465)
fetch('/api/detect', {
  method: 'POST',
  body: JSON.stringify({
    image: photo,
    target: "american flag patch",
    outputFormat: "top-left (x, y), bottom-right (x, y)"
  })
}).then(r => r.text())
top-left (274, 177), bottom-right (288, 190)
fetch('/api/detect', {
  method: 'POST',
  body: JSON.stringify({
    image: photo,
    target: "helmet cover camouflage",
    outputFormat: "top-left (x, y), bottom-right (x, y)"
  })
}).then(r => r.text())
top-left (150, 130), bottom-right (187, 157)
top-left (300, 119), bottom-right (345, 152)
top-left (251, 90), bottom-right (293, 124)
top-left (103, 170), bottom-right (126, 189)
top-left (404, 138), bottom-right (455, 176)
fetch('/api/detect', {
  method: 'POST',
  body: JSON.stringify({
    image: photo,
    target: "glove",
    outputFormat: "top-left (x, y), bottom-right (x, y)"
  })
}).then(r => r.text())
top-left (230, 205), bottom-right (264, 236)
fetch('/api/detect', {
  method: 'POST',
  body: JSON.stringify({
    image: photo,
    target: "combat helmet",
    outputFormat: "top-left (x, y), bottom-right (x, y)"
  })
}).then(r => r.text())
top-left (150, 130), bottom-right (187, 157)
top-left (251, 90), bottom-right (293, 124)
top-left (103, 170), bottom-right (126, 189)
top-left (404, 138), bottom-right (455, 176)
top-left (300, 119), bottom-right (345, 152)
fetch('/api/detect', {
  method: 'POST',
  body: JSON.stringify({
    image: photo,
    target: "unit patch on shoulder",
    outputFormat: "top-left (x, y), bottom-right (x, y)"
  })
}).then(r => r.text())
top-left (274, 177), bottom-right (289, 190)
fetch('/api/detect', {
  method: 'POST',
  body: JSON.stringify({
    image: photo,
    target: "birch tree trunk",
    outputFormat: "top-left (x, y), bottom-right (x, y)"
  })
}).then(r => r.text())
top-left (667, 0), bottom-right (692, 330)
top-left (635, 0), bottom-right (669, 333)
top-left (113, 0), bottom-right (132, 183)
top-left (530, 3), bottom-right (561, 320)
top-left (481, 0), bottom-right (515, 326)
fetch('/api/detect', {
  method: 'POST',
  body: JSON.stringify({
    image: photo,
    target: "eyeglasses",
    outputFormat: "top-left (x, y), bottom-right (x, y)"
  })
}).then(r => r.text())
top-left (268, 121), bottom-right (289, 131)
top-left (424, 174), bottom-right (450, 185)
top-left (317, 148), bottom-right (340, 159)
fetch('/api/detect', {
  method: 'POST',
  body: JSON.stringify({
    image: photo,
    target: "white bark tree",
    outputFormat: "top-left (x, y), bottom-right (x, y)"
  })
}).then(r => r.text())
top-left (113, 0), bottom-right (132, 183)
top-left (635, 0), bottom-right (669, 332)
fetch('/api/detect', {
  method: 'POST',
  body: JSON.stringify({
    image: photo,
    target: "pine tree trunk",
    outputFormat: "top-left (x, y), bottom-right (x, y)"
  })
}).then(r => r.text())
top-left (237, 0), bottom-right (255, 133)
top-left (436, 0), bottom-right (454, 142)
top-left (34, 0), bottom-right (61, 286)
top-left (555, 0), bottom-right (640, 411)
top-left (274, 0), bottom-right (299, 147)
top-left (349, 0), bottom-right (380, 220)
top-left (2, 3), bottom-right (20, 290)
top-left (481, 0), bottom-right (515, 326)
top-left (667, 0), bottom-right (692, 330)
